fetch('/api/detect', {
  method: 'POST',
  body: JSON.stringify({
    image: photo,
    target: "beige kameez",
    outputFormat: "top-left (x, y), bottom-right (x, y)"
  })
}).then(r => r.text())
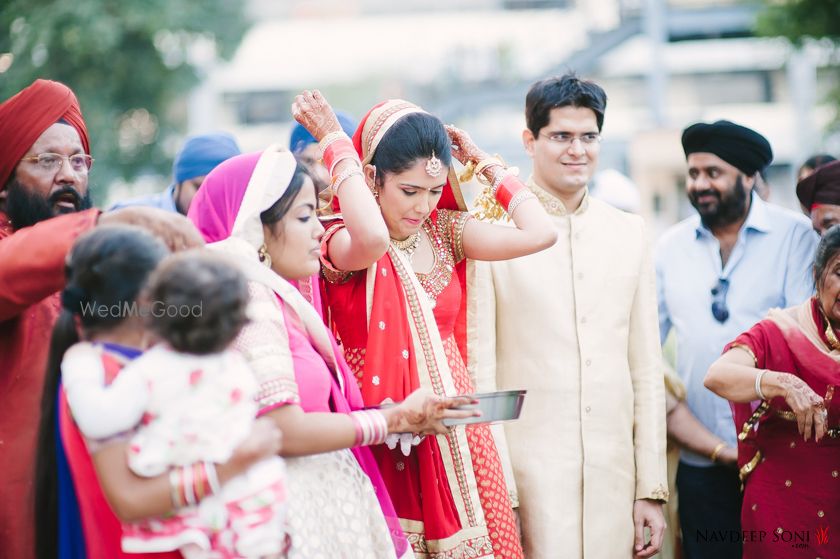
top-left (471, 179), bottom-right (669, 559)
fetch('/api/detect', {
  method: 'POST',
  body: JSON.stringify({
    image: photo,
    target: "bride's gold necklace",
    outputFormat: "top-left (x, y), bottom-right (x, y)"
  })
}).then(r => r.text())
top-left (391, 232), bottom-right (421, 258)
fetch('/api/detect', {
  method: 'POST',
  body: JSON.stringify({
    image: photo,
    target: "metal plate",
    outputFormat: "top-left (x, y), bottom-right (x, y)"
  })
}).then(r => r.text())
top-left (442, 389), bottom-right (527, 427)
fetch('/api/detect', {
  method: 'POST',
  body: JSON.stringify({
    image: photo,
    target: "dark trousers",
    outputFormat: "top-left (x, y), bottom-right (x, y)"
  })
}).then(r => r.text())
top-left (677, 461), bottom-right (743, 559)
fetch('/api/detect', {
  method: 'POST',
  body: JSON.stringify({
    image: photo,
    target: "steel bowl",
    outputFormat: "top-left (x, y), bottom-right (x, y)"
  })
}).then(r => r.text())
top-left (442, 389), bottom-right (527, 427)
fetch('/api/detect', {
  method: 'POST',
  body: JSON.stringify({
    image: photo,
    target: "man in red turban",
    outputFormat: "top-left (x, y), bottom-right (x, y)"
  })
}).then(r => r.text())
top-left (0, 79), bottom-right (203, 558)
top-left (796, 159), bottom-right (840, 236)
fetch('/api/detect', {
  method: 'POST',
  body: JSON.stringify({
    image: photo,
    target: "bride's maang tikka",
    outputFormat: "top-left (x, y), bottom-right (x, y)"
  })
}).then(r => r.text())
top-left (425, 151), bottom-right (442, 177)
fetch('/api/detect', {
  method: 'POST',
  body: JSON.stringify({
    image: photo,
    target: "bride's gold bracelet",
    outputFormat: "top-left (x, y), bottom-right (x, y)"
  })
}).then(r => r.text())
top-left (474, 156), bottom-right (506, 187)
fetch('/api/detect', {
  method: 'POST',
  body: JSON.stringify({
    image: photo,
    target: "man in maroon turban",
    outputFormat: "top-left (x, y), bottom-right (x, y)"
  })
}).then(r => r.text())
top-left (0, 79), bottom-right (203, 558)
top-left (796, 159), bottom-right (840, 236)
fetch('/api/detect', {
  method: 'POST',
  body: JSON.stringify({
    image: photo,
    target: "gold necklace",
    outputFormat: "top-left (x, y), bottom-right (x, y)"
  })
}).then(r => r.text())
top-left (391, 232), bottom-right (421, 258)
top-left (818, 303), bottom-right (840, 351)
top-left (826, 323), bottom-right (840, 352)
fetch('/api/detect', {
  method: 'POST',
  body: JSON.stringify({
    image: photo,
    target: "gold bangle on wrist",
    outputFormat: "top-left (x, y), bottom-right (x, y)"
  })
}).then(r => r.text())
top-left (474, 156), bottom-right (505, 186)
top-left (710, 442), bottom-right (727, 462)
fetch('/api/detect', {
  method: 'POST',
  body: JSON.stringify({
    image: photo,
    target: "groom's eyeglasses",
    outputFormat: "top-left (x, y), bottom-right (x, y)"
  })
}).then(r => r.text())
top-left (711, 277), bottom-right (730, 323)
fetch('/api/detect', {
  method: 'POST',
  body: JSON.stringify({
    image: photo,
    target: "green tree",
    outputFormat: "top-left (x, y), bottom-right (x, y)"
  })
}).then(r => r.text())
top-left (757, 0), bottom-right (840, 44)
top-left (0, 0), bottom-right (248, 197)
top-left (757, 0), bottom-right (840, 131)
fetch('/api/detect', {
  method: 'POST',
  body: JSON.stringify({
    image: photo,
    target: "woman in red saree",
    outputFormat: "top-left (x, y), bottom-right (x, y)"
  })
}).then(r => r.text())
top-left (317, 97), bottom-right (556, 558)
top-left (705, 226), bottom-right (840, 559)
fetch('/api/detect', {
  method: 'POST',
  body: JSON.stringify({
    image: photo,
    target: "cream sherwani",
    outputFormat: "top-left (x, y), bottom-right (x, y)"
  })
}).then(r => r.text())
top-left (471, 179), bottom-right (668, 559)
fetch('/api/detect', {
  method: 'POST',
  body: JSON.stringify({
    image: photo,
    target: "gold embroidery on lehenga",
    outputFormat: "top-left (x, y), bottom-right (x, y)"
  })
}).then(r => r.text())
top-left (343, 347), bottom-right (366, 384)
top-left (415, 210), bottom-right (470, 301)
top-left (404, 530), bottom-right (493, 559)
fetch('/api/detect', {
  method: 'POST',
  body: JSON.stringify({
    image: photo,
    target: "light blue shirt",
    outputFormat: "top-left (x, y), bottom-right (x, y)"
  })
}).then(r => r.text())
top-left (656, 193), bottom-right (818, 466)
top-left (109, 183), bottom-right (178, 213)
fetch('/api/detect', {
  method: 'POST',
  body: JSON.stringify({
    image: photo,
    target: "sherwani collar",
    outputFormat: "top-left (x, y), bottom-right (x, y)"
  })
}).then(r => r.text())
top-left (527, 175), bottom-right (589, 217)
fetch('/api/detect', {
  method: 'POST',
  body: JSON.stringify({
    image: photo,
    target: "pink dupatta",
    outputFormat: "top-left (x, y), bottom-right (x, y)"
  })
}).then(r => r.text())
top-left (187, 147), bottom-right (408, 558)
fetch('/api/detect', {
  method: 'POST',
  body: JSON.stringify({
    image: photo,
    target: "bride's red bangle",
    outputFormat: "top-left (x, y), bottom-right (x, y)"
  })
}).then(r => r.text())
top-left (323, 138), bottom-right (359, 176)
top-left (495, 175), bottom-right (526, 211)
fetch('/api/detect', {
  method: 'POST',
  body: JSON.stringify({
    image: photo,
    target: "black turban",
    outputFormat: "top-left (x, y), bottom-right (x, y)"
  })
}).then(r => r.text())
top-left (681, 120), bottom-right (773, 176)
top-left (796, 160), bottom-right (840, 210)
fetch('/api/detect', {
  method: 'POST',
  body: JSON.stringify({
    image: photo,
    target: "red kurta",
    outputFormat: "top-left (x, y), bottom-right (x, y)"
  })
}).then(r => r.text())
top-left (726, 299), bottom-right (840, 559)
top-left (0, 208), bottom-right (99, 559)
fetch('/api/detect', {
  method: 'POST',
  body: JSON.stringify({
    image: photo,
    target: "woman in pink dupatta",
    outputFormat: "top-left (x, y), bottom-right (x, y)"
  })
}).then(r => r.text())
top-left (705, 227), bottom-right (840, 559)
top-left (187, 129), bottom-right (477, 558)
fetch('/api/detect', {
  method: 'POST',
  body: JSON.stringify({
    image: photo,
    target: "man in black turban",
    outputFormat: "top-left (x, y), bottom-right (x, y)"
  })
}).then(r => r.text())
top-left (796, 159), bottom-right (840, 235)
top-left (681, 120), bottom-right (773, 232)
top-left (656, 119), bottom-right (818, 559)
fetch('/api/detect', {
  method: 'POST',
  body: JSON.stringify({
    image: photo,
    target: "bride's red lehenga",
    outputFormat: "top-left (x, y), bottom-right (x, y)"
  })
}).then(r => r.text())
top-left (319, 99), bottom-right (523, 559)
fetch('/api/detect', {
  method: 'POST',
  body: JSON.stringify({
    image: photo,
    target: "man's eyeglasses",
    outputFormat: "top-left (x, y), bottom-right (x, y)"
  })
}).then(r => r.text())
top-left (19, 153), bottom-right (94, 174)
top-left (538, 132), bottom-right (602, 148)
top-left (711, 277), bottom-right (730, 323)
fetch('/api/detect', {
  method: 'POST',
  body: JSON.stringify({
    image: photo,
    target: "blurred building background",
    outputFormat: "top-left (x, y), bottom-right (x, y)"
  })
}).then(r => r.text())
top-left (184, 0), bottom-right (837, 235)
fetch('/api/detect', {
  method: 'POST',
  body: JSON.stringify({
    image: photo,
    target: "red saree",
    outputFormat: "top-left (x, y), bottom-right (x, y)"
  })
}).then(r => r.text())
top-left (320, 100), bottom-right (521, 559)
top-left (726, 298), bottom-right (840, 559)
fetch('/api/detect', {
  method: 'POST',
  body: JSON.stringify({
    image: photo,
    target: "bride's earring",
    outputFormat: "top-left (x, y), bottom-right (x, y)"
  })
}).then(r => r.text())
top-left (258, 244), bottom-right (272, 268)
top-left (368, 165), bottom-right (381, 204)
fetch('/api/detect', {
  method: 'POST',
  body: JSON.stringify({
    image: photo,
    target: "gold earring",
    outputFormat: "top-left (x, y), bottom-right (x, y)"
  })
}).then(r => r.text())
top-left (258, 244), bottom-right (272, 268)
top-left (368, 165), bottom-right (378, 198)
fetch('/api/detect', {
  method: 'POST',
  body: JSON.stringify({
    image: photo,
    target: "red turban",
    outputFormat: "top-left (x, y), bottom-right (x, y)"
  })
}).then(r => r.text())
top-left (0, 79), bottom-right (90, 189)
top-left (797, 160), bottom-right (840, 210)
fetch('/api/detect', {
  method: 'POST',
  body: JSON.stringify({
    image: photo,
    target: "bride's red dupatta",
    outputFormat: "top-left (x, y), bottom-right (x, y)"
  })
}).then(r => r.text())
top-left (320, 100), bottom-right (492, 555)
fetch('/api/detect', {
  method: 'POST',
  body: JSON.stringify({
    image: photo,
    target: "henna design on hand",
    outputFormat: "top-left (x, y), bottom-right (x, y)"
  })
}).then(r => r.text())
top-left (777, 372), bottom-right (826, 441)
top-left (292, 90), bottom-right (342, 142)
top-left (444, 124), bottom-right (488, 167)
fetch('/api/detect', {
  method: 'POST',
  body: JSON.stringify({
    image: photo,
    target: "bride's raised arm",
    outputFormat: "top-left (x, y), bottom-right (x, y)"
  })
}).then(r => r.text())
top-left (446, 124), bottom-right (557, 261)
top-left (292, 89), bottom-right (389, 271)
